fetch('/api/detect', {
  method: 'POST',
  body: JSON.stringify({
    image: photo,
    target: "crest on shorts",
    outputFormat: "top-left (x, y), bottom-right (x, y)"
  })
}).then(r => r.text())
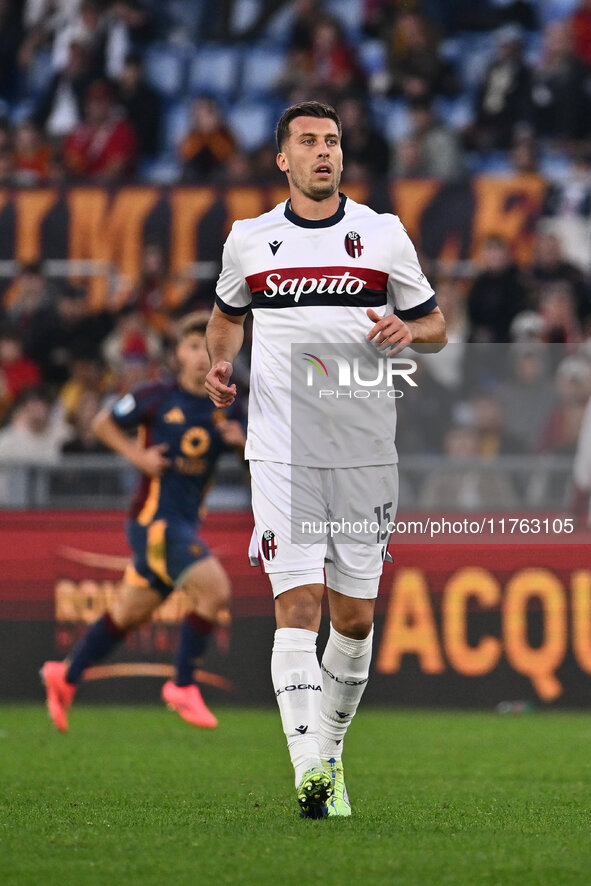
top-left (261, 529), bottom-right (277, 560)
top-left (345, 230), bottom-right (363, 258)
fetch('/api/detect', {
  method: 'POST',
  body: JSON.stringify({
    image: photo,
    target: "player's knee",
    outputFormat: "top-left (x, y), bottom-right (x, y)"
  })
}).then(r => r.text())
top-left (212, 572), bottom-right (231, 611)
top-left (276, 585), bottom-right (322, 630)
top-left (331, 613), bottom-right (373, 640)
top-left (110, 608), bottom-right (145, 632)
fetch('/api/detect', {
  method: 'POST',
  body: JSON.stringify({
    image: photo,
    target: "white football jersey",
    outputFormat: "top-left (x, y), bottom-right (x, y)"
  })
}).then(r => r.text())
top-left (216, 193), bottom-right (436, 467)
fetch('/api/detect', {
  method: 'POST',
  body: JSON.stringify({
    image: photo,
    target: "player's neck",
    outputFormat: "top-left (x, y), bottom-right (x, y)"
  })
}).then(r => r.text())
top-left (288, 188), bottom-right (341, 220)
top-left (178, 374), bottom-right (206, 396)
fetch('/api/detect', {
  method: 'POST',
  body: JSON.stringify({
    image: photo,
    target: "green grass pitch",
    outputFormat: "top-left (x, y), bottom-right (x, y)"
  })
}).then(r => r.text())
top-left (1, 705), bottom-right (590, 886)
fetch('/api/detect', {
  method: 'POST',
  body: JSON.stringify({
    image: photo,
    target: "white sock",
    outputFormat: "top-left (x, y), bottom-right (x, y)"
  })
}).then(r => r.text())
top-left (319, 624), bottom-right (373, 762)
top-left (271, 627), bottom-right (323, 786)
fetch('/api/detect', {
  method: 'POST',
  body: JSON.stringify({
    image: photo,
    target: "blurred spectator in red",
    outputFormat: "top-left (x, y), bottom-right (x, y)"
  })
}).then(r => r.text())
top-left (385, 9), bottom-right (457, 99)
top-left (571, 0), bottom-right (591, 66)
top-left (13, 120), bottom-right (51, 185)
top-left (115, 52), bottom-right (161, 158)
top-left (34, 38), bottom-right (93, 141)
top-left (394, 97), bottom-right (464, 181)
top-left (471, 25), bottom-right (532, 150)
top-left (63, 79), bottom-right (138, 182)
top-left (528, 231), bottom-right (591, 325)
top-left (538, 281), bottom-right (583, 344)
top-left (0, 329), bottom-right (41, 421)
top-left (179, 96), bottom-right (236, 183)
top-left (467, 235), bottom-right (528, 341)
top-left (539, 355), bottom-right (591, 453)
top-left (0, 387), bottom-right (71, 462)
top-left (339, 96), bottom-right (389, 181)
top-left (530, 19), bottom-right (591, 143)
top-left (309, 15), bottom-right (366, 95)
top-left (102, 310), bottom-right (162, 377)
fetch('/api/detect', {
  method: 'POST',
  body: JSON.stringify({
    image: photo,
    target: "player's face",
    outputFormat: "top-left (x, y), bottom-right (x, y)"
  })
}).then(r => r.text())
top-left (276, 116), bottom-right (343, 202)
top-left (177, 332), bottom-right (210, 385)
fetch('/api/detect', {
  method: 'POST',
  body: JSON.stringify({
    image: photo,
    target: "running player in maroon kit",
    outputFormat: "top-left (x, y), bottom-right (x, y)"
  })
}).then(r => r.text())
top-left (41, 313), bottom-right (245, 731)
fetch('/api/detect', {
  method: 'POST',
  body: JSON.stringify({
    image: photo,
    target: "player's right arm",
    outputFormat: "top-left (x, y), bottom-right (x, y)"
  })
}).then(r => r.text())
top-left (205, 305), bottom-right (246, 407)
top-left (92, 390), bottom-right (171, 478)
top-left (206, 224), bottom-right (251, 407)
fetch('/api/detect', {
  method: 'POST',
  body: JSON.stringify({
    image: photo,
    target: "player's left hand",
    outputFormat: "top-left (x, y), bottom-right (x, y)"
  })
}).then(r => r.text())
top-left (366, 308), bottom-right (412, 355)
top-left (218, 419), bottom-right (246, 449)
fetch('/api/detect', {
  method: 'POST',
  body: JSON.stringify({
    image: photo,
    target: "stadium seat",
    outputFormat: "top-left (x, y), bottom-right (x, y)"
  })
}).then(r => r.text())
top-left (228, 101), bottom-right (273, 151)
top-left (325, 0), bottom-right (363, 36)
top-left (457, 33), bottom-right (496, 93)
top-left (264, 3), bottom-right (296, 46)
top-left (379, 99), bottom-right (411, 143)
top-left (358, 40), bottom-right (387, 78)
top-left (162, 99), bottom-right (192, 154)
top-left (241, 47), bottom-right (285, 98)
top-left (138, 156), bottom-right (182, 185)
top-left (26, 48), bottom-right (55, 98)
top-left (144, 44), bottom-right (186, 99)
top-left (538, 0), bottom-right (579, 25)
top-left (471, 151), bottom-right (513, 175)
top-left (230, 0), bottom-right (262, 37)
top-left (435, 96), bottom-right (473, 131)
top-left (187, 46), bottom-right (241, 100)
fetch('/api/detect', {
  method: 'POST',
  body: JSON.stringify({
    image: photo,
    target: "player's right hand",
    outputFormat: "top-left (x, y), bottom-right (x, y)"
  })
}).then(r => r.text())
top-left (205, 361), bottom-right (237, 407)
top-left (137, 443), bottom-right (171, 477)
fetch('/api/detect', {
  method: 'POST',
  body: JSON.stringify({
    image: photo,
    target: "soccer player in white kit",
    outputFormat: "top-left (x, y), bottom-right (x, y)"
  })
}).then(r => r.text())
top-left (205, 101), bottom-right (446, 818)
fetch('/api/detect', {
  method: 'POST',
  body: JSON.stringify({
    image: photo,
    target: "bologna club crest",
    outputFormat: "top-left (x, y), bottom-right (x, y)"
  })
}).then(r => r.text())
top-left (345, 231), bottom-right (363, 258)
top-left (261, 529), bottom-right (277, 560)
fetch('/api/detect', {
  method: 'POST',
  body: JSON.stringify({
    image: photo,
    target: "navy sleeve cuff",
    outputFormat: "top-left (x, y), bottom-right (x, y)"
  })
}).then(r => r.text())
top-left (215, 295), bottom-right (251, 316)
top-left (396, 295), bottom-right (438, 321)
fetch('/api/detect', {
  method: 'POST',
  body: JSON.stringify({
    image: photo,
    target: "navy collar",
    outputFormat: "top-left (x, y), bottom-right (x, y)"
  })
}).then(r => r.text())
top-left (284, 192), bottom-right (347, 228)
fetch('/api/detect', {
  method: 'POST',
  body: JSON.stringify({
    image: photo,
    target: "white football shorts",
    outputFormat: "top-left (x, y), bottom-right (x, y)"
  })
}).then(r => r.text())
top-left (249, 460), bottom-right (398, 599)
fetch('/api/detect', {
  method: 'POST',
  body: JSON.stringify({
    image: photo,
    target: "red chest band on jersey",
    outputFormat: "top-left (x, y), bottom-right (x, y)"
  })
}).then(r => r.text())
top-left (245, 266), bottom-right (388, 302)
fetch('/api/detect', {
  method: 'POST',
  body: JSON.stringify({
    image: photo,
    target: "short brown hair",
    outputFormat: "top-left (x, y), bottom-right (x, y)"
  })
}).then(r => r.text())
top-left (275, 101), bottom-right (342, 151)
top-left (178, 311), bottom-right (210, 340)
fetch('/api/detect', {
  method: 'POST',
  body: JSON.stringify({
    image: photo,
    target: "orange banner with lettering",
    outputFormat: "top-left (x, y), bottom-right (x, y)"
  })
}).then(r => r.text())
top-left (0, 176), bottom-right (547, 309)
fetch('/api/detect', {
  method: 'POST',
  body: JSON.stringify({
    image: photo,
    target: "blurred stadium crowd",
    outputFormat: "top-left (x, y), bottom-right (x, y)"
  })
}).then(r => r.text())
top-left (0, 0), bottom-right (591, 515)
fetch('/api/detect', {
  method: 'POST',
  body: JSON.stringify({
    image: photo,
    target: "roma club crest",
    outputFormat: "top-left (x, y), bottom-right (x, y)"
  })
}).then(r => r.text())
top-left (345, 231), bottom-right (363, 258)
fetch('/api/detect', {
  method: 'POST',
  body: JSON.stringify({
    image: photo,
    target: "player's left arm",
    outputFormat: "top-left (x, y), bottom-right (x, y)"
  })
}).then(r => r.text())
top-left (371, 217), bottom-right (447, 354)
top-left (366, 306), bottom-right (447, 355)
